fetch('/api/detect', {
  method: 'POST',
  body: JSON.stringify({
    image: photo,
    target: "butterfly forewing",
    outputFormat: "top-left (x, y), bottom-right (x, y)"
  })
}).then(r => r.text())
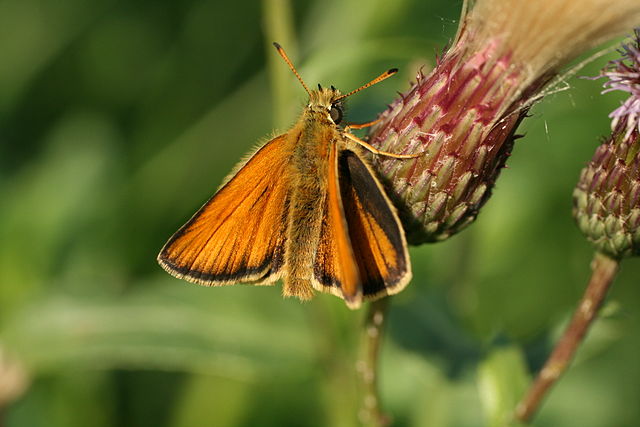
top-left (158, 134), bottom-right (293, 285)
top-left (338, 150), bottom-right (412, 299)
top-left (313, 142), bottom-right (363, 306)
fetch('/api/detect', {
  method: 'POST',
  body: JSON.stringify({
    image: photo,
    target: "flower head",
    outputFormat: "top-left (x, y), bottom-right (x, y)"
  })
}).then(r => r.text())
top-left (574, 30), bottom-right (640, 258)
top-left (369, 0), bottom-right (640, 244)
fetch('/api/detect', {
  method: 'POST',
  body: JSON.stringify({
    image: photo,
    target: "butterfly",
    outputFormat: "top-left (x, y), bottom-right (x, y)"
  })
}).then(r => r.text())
top-left (157, 43), bottom-right (414, 309)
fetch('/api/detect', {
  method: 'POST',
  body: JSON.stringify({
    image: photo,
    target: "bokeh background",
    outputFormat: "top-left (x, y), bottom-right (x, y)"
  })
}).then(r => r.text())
top-left (2, 0), bottom-right (640, 426)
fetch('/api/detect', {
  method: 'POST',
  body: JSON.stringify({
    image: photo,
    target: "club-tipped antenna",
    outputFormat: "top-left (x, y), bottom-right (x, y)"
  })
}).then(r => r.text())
top-left (273, 42), bottom-right (311, 96)
top-left (334, 68), bottom-right (398, 102)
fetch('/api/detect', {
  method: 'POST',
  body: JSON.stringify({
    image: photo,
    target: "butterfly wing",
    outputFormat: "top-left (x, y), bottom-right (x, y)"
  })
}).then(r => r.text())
top-left (313, 142), bottom-right (363, 308)
top-left (158, 134), bottom-right (292, 286)
top-left (338, 149), bottom-right (412, 300)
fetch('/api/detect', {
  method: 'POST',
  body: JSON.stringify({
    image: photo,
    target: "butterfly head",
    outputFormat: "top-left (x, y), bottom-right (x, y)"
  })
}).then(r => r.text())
top-left (309, 84), bottom-right (345, 125)
top-left (272, 42), bottom-right (397, 127)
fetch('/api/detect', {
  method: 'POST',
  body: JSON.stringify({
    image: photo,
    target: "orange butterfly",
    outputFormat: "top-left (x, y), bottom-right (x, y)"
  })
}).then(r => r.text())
top-left (158, 43), bottom-right (414, 309)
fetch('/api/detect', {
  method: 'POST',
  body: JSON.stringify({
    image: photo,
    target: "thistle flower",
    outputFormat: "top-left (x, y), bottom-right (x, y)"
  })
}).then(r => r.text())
top-left (369, 0), bottom-right (640, 244)
top-left (516, 33), bottom-right (640, 422)
top-left (573, 30), bottom-right (640, 258)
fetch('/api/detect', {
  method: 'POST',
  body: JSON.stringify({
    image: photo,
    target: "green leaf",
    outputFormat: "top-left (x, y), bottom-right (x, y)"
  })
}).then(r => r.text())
top-left (1, 285), bottom-right (315, 380)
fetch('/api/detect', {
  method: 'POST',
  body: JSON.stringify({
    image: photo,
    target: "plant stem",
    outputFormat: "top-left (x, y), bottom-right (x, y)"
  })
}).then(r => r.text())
top-left (515, 252), bottom-right (620, 423)
top-left (261, 0), bottom-right (298, 129)
top-left (357, 297), bottom-right (391, 427)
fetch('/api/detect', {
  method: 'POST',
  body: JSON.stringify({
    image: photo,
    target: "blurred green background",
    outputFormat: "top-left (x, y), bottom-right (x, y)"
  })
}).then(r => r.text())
top-left (1, 0), bottom-right (640, 426)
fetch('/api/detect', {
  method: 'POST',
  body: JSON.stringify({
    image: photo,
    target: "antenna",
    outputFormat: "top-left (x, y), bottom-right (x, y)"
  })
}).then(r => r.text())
top-left (272, 42), bottom-right (311, 96)
top-left (334, 68), bottom-right (398, 101)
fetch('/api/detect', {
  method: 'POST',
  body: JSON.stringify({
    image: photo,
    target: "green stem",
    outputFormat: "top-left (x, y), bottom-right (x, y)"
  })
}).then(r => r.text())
top-left (358, 297), bottom-right (391, 427)
top-left (515, 252), bottom-right (620, 423)
top-left (261, 0), bottom-right (298, 129)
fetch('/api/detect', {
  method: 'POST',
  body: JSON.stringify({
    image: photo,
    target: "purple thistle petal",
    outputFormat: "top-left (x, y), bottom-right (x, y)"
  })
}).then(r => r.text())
top-left (602, 29), bottom-right (640, 138)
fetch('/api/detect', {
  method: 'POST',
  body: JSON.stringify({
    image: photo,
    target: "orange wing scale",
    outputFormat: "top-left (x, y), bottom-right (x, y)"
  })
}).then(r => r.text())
top-left (158, 134), bottom-right (292, 285)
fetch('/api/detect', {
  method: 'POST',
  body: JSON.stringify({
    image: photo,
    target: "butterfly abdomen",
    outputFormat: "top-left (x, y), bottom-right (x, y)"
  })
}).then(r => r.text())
top-left (282, 118), bottom-right (337, 299)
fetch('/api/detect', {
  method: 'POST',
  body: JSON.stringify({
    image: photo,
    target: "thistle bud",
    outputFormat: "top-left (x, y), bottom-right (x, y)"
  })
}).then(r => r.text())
top-left (369, 0), bottom-right (640, 244)
top-left (573, 31), bottom-right (640, 258)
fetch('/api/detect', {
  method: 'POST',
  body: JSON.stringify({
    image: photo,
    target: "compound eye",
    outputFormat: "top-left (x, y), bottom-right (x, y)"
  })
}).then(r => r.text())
top-left (329, 104), bottom-right (343, 124)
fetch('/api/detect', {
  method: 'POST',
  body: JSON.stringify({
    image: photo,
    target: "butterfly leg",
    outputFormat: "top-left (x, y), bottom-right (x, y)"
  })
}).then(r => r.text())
top-left (343, 118), bottom-right (381, 132)
top-left (343, 132), bottom-right (423, 159)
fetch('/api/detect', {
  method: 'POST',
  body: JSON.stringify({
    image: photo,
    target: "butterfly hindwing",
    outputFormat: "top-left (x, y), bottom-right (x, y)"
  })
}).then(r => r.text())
top-left (338, 149), bottom-right (412, 299)
top-left (158, 134), bottom-right (292, 286)
top-left (313, 142), bottom-right (363, 307)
